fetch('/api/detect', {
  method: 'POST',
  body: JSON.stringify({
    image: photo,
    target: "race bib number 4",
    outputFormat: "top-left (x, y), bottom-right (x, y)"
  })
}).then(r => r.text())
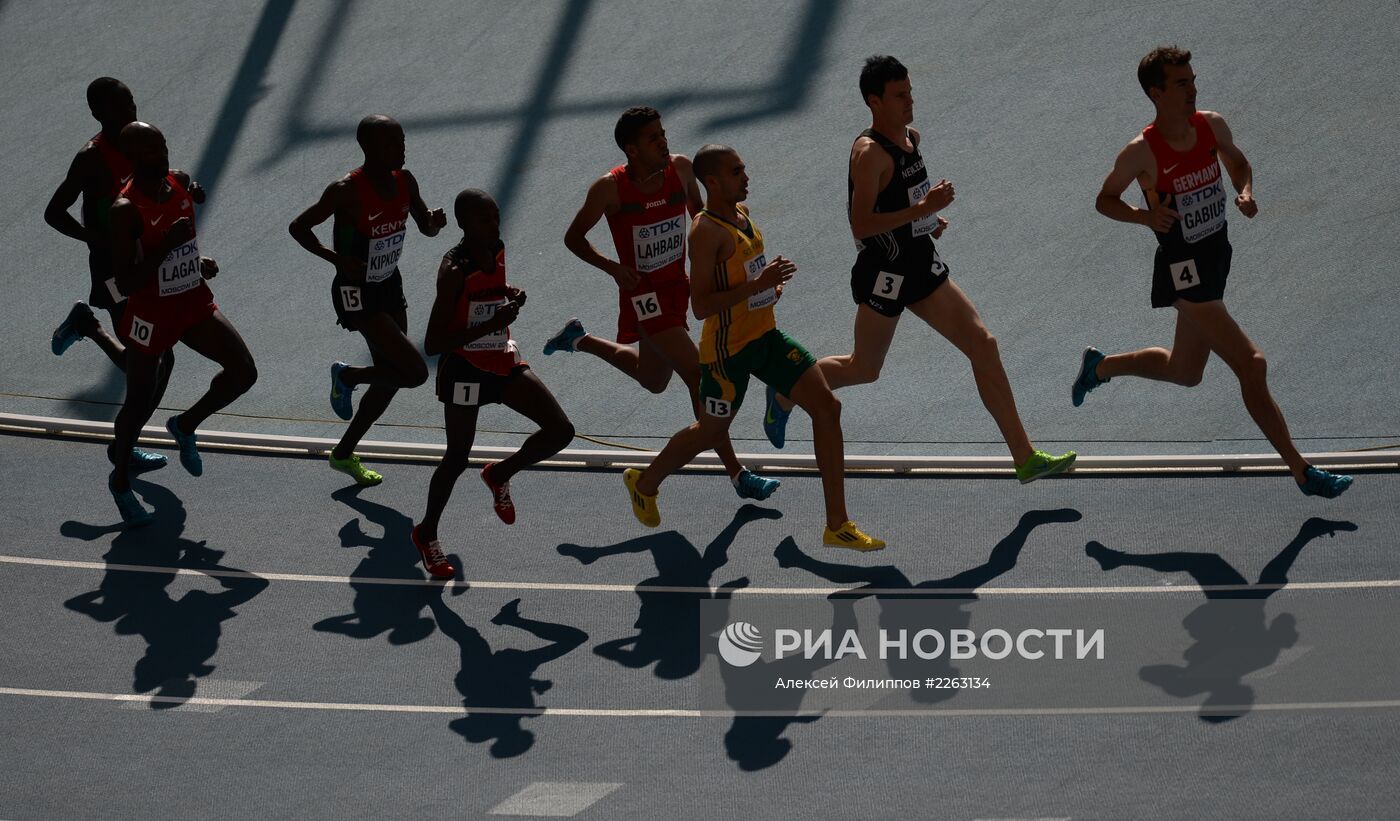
top-left (632, 214), bottom-right (686, 274)
top-left (632, 292), bottom-right (661, 320)
top-left (1169, 259), bottom-right (1200, 291)
top-left (158, 239), bottom-right (203, 297)
top-left (366, 228), bottom-right (406, 283)
top-left (744, 254), bottom-right (776, 311)
top-left (907, 178), bottom-right (938, 238)
top-left (465, 298), bottom-right (509, 351)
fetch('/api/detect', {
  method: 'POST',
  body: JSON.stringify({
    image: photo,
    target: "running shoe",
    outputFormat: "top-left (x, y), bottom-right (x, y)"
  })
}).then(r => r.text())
top-left (822, 520), bottom-right (885, 551)
top-left (109, 474), bottom-right (153, 527)
top-left (411, 525), bottom-right (456, 579)
top-left (165, 415), bottom-right (202, 476)
top-left (481, 462), bottom-right (516, 524)
top-left (1016, 450), bottom-right (1077, 484)
top-left (1071, 347), bottom-right (1109, 407)
top-left (328, 453), bottom-right (383, 486)
top-left (128, 448), bottom-right (168, 473)
top-left (330, 361), bottom-right (355, 421)
top-left (542, 317), bottom-right (586, 355)
top-left (623, 468), bottom-right (660, 528)
top-left (51, 301), bottom-right (95, 356)
top-left (762, 384), bottom-right (791, 449)
top-left (1299, 466), bottom-right (1353, 499)
top-left (734, 469), bottom-right (780, 501)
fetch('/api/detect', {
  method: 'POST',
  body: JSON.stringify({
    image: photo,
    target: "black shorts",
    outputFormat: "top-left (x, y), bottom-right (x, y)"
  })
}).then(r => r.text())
top-left (87, 248), bottom-right (126, 311)
top-left (332, 271), bottom-right (408, 330)
top-left (1151, 237), bottom-right (1232, 308)
top-left (850, 245), bottom-right (950, 317)
top-left (435, 355), bottom-right (529, 407)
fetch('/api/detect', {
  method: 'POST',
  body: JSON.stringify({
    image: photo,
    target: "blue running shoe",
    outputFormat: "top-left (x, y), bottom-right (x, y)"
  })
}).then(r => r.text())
top-left (330, 361), bottom-right (355, 420)
top-left (543, 318), bottom-right (586, 355)
top-left (51, 301), bottom-right (95, 356)
top-left (734, 469), bottom-right (780, 501)
top-left (165, 415), bottom-right (202, 477)
top-left (129, 448), bottom-right (168, 474)
top-left (109, 474), bottom-right (153, 527)
top-left (1299, 466), bottom-right (1353, 499)
top-left (1072, 347), bottom-right (1109, 407)
top-left (763, 384), bottom-right (791, 449)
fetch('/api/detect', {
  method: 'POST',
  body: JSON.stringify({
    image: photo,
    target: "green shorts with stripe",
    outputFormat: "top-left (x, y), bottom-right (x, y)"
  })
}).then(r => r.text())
top-left (698, 328), bottom-right (816, 419)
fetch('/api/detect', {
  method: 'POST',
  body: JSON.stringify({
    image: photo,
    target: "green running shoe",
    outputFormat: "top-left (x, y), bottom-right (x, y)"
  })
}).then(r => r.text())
top-left (1016, 450), bottom-right (1077, 484)
top-left (329, 453), bottom-right (383, 486)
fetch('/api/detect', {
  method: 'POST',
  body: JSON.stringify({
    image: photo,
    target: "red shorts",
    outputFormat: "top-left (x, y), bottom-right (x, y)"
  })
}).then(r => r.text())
top-left (120, 284), bottom-right (218, 354)
top-left (616, 276), bottom-right (690, 344)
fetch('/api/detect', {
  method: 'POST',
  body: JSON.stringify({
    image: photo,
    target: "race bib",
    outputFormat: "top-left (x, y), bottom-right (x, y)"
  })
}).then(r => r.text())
top-left (339, 285), bottom-right (362, 312)
top-left (465, 298), bottom-right (509, 351)
top-left (157, 239), bottom-right (203, 297)
top-left (1175, 177), bottom-right (1227, 244)
top-left (632, 214), bottom-right (686, 274)
top-left (744, 254), bottom-right (776, 311)
top-left (872, 271), bottom-right (904, 300)
top-left (907, 178), bottom-right (938, 238)
top-left (1169, 259), bottom-right (1199, 291)
top-left (704, 397), bottom-right (732, 418)
top-left (452, 382), bottom-right (480, 406)
top-left (129, 315), bottom-right (154, 347)
top-left (632, 291), bottom-right (661, 320)
top-left (105, 278), bottom-right (126, 305)
top-left (366, 227), bottom-right (406, 283)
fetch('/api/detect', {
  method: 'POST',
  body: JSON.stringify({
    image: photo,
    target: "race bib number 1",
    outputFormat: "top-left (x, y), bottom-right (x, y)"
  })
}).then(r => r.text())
top-left (452, 382), bottom-right (480, 406)
top-left (465, 298), bottom-right (509, 351)
top-left (907, 178), bottom-right (938, 238)
top-left (744, 254), bottom-right (776, 311)
top-left (632, 292), bottom-right (661, 320)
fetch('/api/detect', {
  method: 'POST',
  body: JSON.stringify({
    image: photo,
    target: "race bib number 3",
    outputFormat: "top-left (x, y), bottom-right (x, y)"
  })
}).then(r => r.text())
top-left (129, 315), bottom-right (154, 346)
top-left (158, 239), bottom-right (203, 297)
top-left (1169, 259), bottom-right (1200, 292)
top-left (873, 271), bottom-right (905, 300)
top-left (339, 285), bottom-right (362, 312)
top-left (632, 292), bottom-right (661, 320)
top-left (465, 298), bottom-right (509, 351)
top-left (367, 228), bottom-right (406, 283)
top-left (452, 382), bottom-right (480, 406)
top-left (632, 215), bottom-right (686, 274)
top-left (907, 178), bottom-right (937, 238)
top-left (744, 254), bottom-right (776, 311)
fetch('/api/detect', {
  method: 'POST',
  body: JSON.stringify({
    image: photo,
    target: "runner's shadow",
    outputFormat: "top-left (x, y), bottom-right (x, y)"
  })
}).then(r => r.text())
top-left (313, 487), bottom-right (440, 645)
top-left (556, 504), bottom-right (781, 680)
top-left (777, 508), bottom-right (1083, 705)
top-left (1086, 516), bottom-right (1358, 722)
top-left (61, 480), bottom-right (269, 707)
top-left (55, 369), bottom-right (124, 421)
top-left (427, 591), bottom-right (588, 758)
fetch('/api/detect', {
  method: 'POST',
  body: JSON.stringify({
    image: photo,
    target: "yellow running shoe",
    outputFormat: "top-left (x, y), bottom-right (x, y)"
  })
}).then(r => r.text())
top-left (329, 453), bottom-right (383, 486)
top-left (822, 520), bottom-right (885, 551)
top-left (623, 468), bottom-right (660, 527)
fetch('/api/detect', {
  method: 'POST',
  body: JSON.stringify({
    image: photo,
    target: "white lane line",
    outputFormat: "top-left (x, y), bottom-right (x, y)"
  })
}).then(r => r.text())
top-left (120, 680), bottom-right (265, 713)
top-left (489, 782), bottom-right (623, 817)
top-left (5, 686), bottom-right (1400, 718)
top-left (3, 555), bottom-right (1399, 596)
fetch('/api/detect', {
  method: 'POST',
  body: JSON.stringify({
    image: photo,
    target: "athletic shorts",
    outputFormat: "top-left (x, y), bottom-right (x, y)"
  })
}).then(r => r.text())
top-left (1151, 236), bottom-right (1232, 309)
top-left (332, 271), bottom-right (408, 330)
top-left (698, 329), bottom-right (816, 419)
top-left (87, 248), bottom-right (126, 311)
top-left (850, 245), bottom-right (950, 317)
top-left (435, 354), bottom-right (529, 407)
top-left (119, 285), bottom-right (217, 354)
top-left (616, 276), bottom-right (690, 344)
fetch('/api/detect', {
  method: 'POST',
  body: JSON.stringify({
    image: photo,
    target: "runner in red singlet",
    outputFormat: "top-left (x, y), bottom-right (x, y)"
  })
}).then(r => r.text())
top-left (554, 106), bottom-right (778, 501)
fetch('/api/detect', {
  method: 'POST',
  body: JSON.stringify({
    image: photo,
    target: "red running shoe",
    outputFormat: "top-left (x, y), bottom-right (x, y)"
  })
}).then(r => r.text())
top-left (411, 525), bottom-right (456, 579)
top-left (481, 463), bottom-right (516, 525)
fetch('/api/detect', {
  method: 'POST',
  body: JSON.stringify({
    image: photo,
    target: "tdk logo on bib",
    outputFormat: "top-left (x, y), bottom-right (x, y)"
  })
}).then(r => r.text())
top-left (718, 622), bottom-right (764, 667)
top-left (633, 215), bottom-right (685, 273)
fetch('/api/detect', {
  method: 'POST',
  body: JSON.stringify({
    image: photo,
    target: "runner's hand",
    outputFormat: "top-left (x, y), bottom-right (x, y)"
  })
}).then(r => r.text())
top-left (488, 300), bottom-right (521, 330)
top-left (1235, 193), bottom-right (1258, 218)
top-left (507, 285), bottom-right (527, 308)
top-left (200, 257), bottom-right (219, 278)
top-left (931, 215), bottom-right (949, 239)
top-left (165, 217), bottom-right (194, 249)
top-left (755, 255), bottom-right (796, 291)
top-left (337, 255), bottom-right (368, 284)
top-left (188, 181), bottom-right (206, 205)
top-left (425, 207), bottom-right (448, 235)
top-left (609, 262), bottom-right (641, 290)
top-left (1141, 199), bottom-right (1180, 232)
top-left (919, 179), bottom-right (955, 215)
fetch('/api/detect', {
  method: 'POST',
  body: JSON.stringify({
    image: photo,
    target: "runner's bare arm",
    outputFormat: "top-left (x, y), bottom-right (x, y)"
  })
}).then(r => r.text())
top-left (847, 138), bottom-right (950, 239)
top-left (403, 170), bottom-right (447, 236)
top-left (1203, 111), bottom-right (1257, 218)
top-left (564, 174), bottom-right (639, 288)
top-left (688, 218), bottom-right (793, 319)
top-left (43, 150), bottom-right (95, 243)
top-left (288, 180), bottom-right (359, 270)
top-left (1096, 139), bottom-right (1177, 231)
top-left (673, 155), bottom-right (705, 216)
